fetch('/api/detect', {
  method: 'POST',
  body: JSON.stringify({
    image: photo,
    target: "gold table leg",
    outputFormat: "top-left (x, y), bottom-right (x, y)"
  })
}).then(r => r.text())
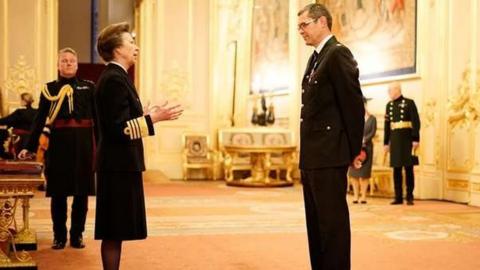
top-left (227, 152), bottom-right (293, 187)
top-left (0, 198), bottom-right (36, 269)
top-left (13, 197), bottom-right (37, 250)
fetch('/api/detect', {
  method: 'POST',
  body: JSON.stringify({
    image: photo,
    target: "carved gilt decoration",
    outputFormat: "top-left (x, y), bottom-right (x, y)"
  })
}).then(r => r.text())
top-left (423, 99), bottom-right (436, 128)
top-left (447, 68), bottom-right (480, 129)
top-left (159, 63), bottom-right (189, 106)
top-left (3, 56), bottom-right (39, 113)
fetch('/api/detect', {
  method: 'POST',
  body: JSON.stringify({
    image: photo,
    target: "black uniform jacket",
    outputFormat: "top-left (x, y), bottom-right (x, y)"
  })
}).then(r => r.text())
top-left (95, 63), bottom-right (154, 172)
top-left (299, 36), bottom-right (365, 170)
top-left (0, 107), bottom-right (37, 130)
top-left (25, 77), bottom-right (96, 196)
top-left (384, 95), bottom-right (420, 167)
top-left (0, 107), bottom-right (37, 157)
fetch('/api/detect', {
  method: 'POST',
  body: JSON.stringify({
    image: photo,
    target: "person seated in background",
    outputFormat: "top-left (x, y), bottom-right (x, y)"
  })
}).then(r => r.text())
top-left (0, 92), bottom-right (37, 157)
top-left (348, 97), bottom-right (377, 204)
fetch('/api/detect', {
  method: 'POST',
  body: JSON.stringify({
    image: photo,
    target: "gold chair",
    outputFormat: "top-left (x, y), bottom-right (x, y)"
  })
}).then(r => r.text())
top-left (263, 133), bottom-right (295, 182)
top-left (222, 133), bottom-right (253, 181)
top-left (182, 133), bottom-right (218, 180)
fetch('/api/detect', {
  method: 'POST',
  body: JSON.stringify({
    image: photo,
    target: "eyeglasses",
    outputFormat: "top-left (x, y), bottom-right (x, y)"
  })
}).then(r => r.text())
top-left (297, 18), bottom-right (317, 30)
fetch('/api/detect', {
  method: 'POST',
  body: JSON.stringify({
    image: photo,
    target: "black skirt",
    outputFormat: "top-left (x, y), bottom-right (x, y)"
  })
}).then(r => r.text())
top-left (94, 171), bottom-right (147, 240)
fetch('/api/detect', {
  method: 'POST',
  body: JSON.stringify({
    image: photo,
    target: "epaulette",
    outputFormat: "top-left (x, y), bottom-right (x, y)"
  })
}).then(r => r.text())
top-left (81, 79), bottom-right (95, 85)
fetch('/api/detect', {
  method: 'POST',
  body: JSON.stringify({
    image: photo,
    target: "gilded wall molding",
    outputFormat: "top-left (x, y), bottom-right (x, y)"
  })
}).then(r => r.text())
top-left (423, 99), bottom-right (436, 128)
top-left (447, 68), bottom-right (480, 129)
top-left (477, 69), bottom-right (480, 92)
top-left (446, 67), bottom-right (478, 173)
top-left (472, 182), bottom-right (480, 193)
top-left (3, 56), bottom-right (39, 113)
top-left (159, 64), bottom-right (190, 108)
top-left (447, 123), bottom-right (474, 173)
top-left (420, 99), bottom-right (441, 167)
top-left (447, 179), bottom-right (469, 191)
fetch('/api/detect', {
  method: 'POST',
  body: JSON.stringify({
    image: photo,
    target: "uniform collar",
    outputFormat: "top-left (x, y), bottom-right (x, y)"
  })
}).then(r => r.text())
top-left (314, 34), bottom-right (333, 54)
top-left (58, 76), bottom-right (78, 84)
top-left (109, 61), bottom-right (128, 73)
top-left (393, 95), bottom-right (404, 102)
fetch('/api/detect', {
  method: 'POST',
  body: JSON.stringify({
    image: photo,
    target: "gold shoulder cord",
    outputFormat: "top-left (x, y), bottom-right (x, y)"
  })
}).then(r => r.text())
top-left (41, 84), bottom-right (74, 125)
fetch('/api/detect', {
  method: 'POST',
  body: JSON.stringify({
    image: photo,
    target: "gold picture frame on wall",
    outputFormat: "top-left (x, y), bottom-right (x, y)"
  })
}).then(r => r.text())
top-left (317, 0), bottom-right (418, 84)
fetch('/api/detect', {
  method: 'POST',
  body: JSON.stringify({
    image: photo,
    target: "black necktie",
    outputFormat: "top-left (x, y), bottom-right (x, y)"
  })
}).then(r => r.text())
top-left (307, 51), bottom-right (319, 79)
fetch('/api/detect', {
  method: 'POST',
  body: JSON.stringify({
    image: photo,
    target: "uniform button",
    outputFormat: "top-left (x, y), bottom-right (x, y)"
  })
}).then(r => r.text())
top-left (314, 81), bottom-right (318, 84)
top-left (326, 126), bottom-right (331, 130)
top-left (300, 118), bottom-right (303, 122)
top-left (302, 89), bottom-right (305, 93)
top-left (301, 104), bottom-right (304, 108)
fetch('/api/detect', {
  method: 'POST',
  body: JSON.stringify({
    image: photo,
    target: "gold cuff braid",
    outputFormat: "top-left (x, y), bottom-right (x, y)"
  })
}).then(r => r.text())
top-left (124, 116), bottom-right (150, 140)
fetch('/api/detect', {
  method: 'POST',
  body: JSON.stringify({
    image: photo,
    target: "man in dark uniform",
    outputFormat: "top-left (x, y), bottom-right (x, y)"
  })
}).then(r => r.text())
top-left (384, 82), bottom-right (420, 205)
top-left (0, 93), bottom-right (37, 156)
top-left (297, 3), bottom-right (364, 270)
top-left (19, 47), bottom-right (96, 249)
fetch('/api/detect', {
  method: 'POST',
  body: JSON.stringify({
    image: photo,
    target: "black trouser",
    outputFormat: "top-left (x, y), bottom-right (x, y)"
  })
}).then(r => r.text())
top-left (301, 167), bottom-right (350, 270)
top-left (50, 195), bottom-right (88, 242)
top-left (393, 166), bottom-right (415, 202)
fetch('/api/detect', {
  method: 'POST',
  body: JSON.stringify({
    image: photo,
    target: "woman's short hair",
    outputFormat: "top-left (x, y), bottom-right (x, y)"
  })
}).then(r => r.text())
top-left (20, 92), bottom-right (34, 107)
top-left (97, 22), bottom-right (130, 62)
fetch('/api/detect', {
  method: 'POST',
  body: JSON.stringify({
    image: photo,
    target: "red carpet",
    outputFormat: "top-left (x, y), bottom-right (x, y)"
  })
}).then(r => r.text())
top-left (24, 173), bottom-right (480, 269)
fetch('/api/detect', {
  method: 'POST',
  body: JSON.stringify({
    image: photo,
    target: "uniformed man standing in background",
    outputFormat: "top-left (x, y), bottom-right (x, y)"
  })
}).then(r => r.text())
top-left (384, 82), bottom-right (421, 205)
top-left (19, 47), bottom-right (96, 249)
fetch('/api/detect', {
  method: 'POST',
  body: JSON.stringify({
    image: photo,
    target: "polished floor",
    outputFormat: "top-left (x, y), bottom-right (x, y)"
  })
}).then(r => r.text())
top-left (23, 176), bottom-right (480, 270)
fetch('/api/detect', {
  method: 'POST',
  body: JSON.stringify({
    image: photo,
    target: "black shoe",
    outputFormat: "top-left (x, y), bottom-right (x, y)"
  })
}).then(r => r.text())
top-left (390, 200), bottom-right (403, 205)
top-left (407, 200), bottom-right (414, 205)
top-left (360, 200), bottom-right (367, 204)
top-left (352, 200), bottom-right (359, 204)
top-left (70, 236), bottom-right (86, 249)
top-left (52, 239), bottom-right (66, 250)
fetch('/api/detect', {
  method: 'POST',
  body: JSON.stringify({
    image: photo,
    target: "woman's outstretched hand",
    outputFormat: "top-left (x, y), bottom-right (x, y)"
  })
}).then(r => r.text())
top-left (148, 101), bottom-right (183, 123)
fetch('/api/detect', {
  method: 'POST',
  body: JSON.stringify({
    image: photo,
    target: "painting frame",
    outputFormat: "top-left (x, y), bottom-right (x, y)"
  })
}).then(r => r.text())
top-left (317, 0), bottom-right (419, 85)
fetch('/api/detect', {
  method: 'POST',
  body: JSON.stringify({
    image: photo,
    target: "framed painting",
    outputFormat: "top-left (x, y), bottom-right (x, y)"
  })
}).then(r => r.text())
top-left (249, 0), bottom-right (290, 94)
top-left (317, 0), bottom-right (418, 83)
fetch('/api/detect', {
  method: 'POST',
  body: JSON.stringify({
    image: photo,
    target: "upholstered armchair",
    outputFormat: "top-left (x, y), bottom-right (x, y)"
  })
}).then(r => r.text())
top-left (182, 133), bottom-right (218, 180)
